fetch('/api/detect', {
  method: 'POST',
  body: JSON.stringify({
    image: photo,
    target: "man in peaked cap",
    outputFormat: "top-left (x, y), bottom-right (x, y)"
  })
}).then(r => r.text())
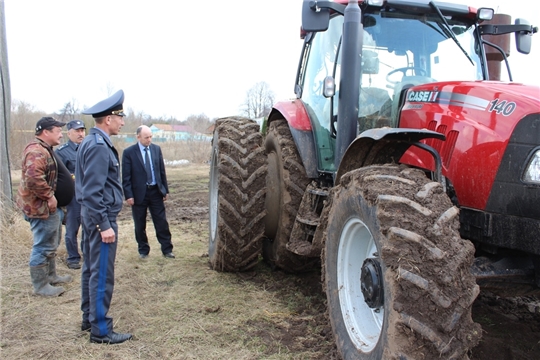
top-left (75, 90), bottom-right (132, 344)
top-left (56, 120), bottom-right (86, 269)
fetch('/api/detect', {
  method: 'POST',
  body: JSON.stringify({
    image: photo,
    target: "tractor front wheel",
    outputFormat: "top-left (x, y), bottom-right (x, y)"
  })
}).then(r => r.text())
top-left (324, 165), bottom-right (481, 359)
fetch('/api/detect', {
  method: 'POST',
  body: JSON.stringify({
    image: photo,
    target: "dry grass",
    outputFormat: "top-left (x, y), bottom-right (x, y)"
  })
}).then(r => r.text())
top-left (0, 165), bottom-right (334, 360)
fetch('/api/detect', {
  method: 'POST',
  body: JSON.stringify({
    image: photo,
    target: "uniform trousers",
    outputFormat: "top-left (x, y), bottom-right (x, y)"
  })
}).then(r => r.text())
top-left (64, 197), bottom-right (82, 264)
top-left (80, 206), bottom-right (118, 337)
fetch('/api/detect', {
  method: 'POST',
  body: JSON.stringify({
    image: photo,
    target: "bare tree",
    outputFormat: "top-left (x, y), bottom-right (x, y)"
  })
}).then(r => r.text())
top-left (185, 113), bottom-right (212, 134)
top-left (102, 81), bottom-right (116, 97)
top-left (241, 81), bottom-right (275, 119)
top-left (9, 101), bottom-right (47, 170)
top-left (58, 98), bottom-right (81, 122)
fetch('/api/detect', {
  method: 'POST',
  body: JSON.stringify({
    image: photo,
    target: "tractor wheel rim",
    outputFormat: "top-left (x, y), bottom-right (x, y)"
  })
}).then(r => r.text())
top-left (209, 147), bottom-right (218, 243)
top-left (337, 217), bottom-right (384, 352)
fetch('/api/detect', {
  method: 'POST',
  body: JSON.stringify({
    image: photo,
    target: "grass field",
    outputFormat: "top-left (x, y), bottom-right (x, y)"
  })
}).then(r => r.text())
top-left (2, 163), bottom-right (539, 359)
top-left (0, 164), bottom-right (335, 360)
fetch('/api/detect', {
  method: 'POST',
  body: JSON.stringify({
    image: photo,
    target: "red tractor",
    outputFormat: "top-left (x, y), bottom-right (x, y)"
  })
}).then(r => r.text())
top-left (209, 0), bottom-right (539, 358)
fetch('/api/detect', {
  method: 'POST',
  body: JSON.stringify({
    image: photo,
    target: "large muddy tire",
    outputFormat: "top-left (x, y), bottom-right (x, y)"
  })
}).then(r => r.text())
top-left (208, 117), bottom-right (266, 272)
top-left (263, 119), bottom-right (315, 273)
top-left (324, 164), bottom-right (481, 359)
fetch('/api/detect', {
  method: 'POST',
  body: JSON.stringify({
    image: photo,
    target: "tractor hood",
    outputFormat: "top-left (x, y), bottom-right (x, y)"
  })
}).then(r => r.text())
top-left (402, 80), bottom-right (540, 118)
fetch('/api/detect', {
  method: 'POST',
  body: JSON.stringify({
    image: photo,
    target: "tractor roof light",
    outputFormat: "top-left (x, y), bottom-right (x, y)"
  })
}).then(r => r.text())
top-left (523, 149), bottom-right (540, 184)
top-left (366, 0), bottom-right (384, 6)
top-left (477, 7), bottom-right (494, 21)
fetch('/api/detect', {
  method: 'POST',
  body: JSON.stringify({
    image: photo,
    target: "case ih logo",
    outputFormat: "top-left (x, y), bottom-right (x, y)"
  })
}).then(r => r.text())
top-left (405, 91), bottom-right (516, 116)
top-left (407, 91), bottom-right (439, 102)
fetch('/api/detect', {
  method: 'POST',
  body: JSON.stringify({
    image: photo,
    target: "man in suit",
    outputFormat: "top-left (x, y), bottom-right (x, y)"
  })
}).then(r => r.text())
top-left (122, 125), bottom-right (174, 259)
top-left (76, 90), bottom-right (132, 344)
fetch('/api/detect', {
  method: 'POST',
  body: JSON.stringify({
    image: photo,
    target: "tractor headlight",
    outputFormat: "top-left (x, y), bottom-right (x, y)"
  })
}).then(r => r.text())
top-left (523, 149), bottom-right (540, 184)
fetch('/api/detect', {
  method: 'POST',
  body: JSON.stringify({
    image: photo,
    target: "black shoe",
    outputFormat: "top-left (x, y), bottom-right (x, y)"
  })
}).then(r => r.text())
top-left (67, 262), bottom-right (81, 269)
top-left (81, 320), bottom-right (91, 332)
top-left (139, 254), bottom-right (148, 259)
top-left (90, 331), bottom-right (133, 344)
top-left (163, 252), bottom-right (175, 259)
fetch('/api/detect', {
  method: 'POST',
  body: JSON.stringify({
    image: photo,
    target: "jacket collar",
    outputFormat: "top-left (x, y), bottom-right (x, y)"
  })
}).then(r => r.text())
top-left (34, 137), bottom-right (53, 150)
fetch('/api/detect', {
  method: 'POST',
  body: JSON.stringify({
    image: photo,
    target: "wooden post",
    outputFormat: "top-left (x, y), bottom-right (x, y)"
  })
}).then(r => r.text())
top-left (0, 0), bottom-right (13, 207)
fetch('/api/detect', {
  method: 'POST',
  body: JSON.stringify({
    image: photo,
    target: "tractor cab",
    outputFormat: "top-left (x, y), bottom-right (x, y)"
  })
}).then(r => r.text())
top-left (296, 2), bottom-right (492, 172)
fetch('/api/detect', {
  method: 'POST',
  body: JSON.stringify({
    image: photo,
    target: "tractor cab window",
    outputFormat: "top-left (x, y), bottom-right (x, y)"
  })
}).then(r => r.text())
top-left (300, 15), bottom-right (343, 170)
top-left (358, 11), bottom-right (483, 130)
top-left (298, 9), bottom-right (484, 168)
top-left (301, 16), bottom-right (343, 131)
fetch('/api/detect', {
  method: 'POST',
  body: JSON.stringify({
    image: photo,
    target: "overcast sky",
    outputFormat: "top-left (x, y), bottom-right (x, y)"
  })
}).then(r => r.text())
top-left (4, 0), bottom-right (540, 121)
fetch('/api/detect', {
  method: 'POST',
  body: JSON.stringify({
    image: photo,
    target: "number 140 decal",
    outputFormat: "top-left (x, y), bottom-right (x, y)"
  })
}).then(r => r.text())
top-left (488, 99), bottom-right (516, 116)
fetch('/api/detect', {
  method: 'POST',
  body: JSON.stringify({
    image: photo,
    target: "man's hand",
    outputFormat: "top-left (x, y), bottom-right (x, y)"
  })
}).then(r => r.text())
top-left (163, 194), bottom-right (169, 201)
top-left (100, 228), bottom-right (116, 243)
top-left (126, 198), bottom-right (134, 206)
top-left (47, 196), bottom-right (58, 213)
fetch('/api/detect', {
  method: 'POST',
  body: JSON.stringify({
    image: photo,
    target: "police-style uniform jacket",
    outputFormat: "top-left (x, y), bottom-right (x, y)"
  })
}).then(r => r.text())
top-left (56, 140), bottom-right (79, 174)
top-left (75, 128), bottom-right (123, 232)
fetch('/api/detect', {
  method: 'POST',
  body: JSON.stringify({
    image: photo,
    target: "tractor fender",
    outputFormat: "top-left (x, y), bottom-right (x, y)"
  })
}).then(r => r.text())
top-left (336, 128), bottom-right (445, 184)
top-left (268, 104), bottom-right (319, 179)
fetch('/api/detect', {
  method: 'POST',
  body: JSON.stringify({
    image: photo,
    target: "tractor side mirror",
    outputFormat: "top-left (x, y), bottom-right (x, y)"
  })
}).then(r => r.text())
top-left (323, 76), bottom-right (335, 98)
top-left (302, 0), bottom-right (330, 32)
top-left (515, 18), bottom-right (533, 54)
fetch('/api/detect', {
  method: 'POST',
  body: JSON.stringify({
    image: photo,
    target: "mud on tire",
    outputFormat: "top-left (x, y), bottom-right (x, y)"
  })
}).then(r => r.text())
top-left (263, 119), bottom-right (315, 273)
top-left (324, 164), bottom-right (481, 359)
top-left (208, 117), bottom-right (267, 272)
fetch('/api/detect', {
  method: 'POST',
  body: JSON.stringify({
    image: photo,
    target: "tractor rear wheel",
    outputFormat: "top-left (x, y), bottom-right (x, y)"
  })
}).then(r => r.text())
top-left (263, 119), bottom-right (315, 273)
top-left (324, 164), bottom-right (481, 359)
top-left (208, 117), bottom-right (266, 272)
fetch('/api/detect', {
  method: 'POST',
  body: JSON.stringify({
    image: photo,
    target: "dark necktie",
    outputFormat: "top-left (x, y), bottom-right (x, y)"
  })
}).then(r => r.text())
top-left (144, 147), bottom-right (153, 185)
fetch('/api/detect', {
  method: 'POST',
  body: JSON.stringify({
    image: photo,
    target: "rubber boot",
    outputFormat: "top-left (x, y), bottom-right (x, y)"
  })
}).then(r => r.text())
top-left (47, 255), bottom-right (72, 284)
top-left (30, 264), bottom-right (65, 296)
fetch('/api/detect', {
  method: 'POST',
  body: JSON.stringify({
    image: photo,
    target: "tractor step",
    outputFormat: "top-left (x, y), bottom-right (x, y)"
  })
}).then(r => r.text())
top-left (287, 183), bottom-right (329, 257)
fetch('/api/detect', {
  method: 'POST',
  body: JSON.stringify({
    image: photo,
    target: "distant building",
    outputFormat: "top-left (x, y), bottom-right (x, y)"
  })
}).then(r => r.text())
top-left (150, 124), bottom-right (211, 142)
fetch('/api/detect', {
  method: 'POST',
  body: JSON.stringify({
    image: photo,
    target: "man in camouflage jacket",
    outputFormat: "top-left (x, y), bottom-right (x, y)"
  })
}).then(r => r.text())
top-left (17, 117), bottom-right (74, 297)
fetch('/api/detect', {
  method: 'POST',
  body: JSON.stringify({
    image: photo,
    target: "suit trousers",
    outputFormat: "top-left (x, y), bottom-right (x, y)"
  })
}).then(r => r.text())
top-left (132, 186), bottom-right (173, 255)
top-left (80, 206), bottom-right (117, 337)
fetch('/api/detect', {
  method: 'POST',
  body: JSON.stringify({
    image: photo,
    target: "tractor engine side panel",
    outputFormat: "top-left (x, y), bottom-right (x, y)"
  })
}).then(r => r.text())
top-left (399, 81), bottom-right (540, 211)
top-left (399, 81), bottom-right (540, 254)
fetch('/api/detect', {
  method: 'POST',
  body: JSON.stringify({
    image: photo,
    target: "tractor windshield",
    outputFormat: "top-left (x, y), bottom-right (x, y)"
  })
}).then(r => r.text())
top-left (356, 11), bottom-right (483, 130)
top-left (361, 11), bottom-right (483, 95)
top-left (300, 9), bottom-right (483, 171)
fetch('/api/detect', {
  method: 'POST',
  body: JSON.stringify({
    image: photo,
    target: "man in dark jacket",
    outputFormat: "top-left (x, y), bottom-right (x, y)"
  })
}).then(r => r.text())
top-left (122, 125), bottom-right (174, 259)
top-left (56, 119), bottom-right (86, 269)
top-left (76, 90), bottom-right (132, 344)
top-left (17, 117), bottom-right (74, 297)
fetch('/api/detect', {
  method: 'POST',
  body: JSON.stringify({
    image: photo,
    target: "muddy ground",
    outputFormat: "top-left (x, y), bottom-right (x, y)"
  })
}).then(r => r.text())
top-left (154, 165), bottom-right (540, 359)
top-left (3, 164), bottom-right (538, 359)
